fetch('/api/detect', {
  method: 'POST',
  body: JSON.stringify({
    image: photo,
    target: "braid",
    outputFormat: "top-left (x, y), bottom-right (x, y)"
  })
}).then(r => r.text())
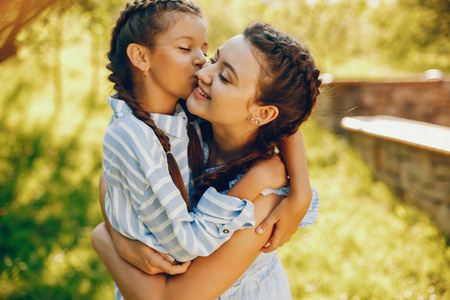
top-left (178, 100), bottom-right (205, 184)
top-left (107, 0), bottom-right (202, 211)
top-left (194, 22), bottom-right (321, 199)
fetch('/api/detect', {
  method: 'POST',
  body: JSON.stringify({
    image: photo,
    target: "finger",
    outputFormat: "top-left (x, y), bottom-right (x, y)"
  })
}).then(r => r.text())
top-left (261, 236), bottom-right (273, 252)
top-left (261, 243), bottom-right (277, 253)
top-left (256, 211), bottom-right (280, 234)
top-left (156, 251), bottom-right (176, 264)
top-left (143, 251), bottom-right (174, 275)
top-left (164, 254), bottom-right (175, 263)
top-left (165, 261), bottom-right (192, 275)
top-left (261, 231), bottom-right (282, 253)
top-left (142, 257), bottom-right (164, 275)
top-left (149, 253), bottom-right (191, 275)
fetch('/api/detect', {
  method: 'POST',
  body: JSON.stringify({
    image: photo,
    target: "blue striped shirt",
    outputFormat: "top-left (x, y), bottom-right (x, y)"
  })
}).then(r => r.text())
top-left (103, 97), bottom-right (255, 262)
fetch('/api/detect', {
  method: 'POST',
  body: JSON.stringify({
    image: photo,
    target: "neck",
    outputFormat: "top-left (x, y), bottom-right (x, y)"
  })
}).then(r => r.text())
top-left (208, 123), bottom-right (255, 167)
top-left (133, 78), bottom-right (178, 115)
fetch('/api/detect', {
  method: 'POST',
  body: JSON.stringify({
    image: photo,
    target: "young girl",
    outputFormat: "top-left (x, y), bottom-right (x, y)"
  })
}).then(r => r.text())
top-left (93, 20), bottom-right (321, 299)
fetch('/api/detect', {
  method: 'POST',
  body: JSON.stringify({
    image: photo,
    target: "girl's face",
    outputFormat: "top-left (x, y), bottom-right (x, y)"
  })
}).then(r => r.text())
top-left (186, 34), bottom-right (261, 127)
top-left (147, 13), bottom-right (208, 101)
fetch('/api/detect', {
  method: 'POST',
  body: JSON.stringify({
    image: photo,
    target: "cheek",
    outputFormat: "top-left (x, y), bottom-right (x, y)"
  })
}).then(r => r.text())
top-left (174, 56), bottom-right (193, 70)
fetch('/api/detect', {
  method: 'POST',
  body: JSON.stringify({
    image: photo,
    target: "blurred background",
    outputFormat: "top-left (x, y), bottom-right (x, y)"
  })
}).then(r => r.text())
top-left (0, 0), bottom-right (449, 299)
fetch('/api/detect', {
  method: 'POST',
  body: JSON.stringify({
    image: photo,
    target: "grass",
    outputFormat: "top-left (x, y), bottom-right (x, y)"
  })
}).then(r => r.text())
top-left (0, 11), bottom-right (449, 300)
top-left (280, 120), bottom-right (450, 300)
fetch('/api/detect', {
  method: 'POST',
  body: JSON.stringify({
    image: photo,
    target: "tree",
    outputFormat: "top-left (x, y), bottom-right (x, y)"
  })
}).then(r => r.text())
top-left (370, 0), bottom-right (450, 71)
top-left (0, 0), bottom-right (67, 64)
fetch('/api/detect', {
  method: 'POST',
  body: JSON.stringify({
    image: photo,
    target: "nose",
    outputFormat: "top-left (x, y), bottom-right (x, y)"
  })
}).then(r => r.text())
top-left (194, 48), bottom-right (207, 68)
top-left (197, 62), bottom-right (213, 85)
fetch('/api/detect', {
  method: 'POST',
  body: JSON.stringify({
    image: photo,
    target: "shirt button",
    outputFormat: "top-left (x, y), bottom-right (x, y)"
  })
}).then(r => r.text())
top-left (223, 229), bottom-right (230, 234)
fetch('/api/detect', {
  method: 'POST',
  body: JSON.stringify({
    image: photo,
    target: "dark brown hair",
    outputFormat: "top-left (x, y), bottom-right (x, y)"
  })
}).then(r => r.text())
top-left (107, 0), bottom-right (202, 210)
top-left (194, 21), bottom-right (321, 199)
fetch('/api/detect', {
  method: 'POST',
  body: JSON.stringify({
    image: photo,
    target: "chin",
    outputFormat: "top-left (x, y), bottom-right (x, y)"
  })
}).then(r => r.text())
top-left (186, 97), bottom-right (205, 117)
top-left (186, 96), bottom-right (197, 112)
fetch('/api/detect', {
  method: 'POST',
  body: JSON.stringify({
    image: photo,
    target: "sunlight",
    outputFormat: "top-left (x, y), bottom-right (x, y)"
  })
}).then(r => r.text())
top-left (1, 0), bottom-right (449, 299)
top-left (341, 116), bottom-right (450, 153)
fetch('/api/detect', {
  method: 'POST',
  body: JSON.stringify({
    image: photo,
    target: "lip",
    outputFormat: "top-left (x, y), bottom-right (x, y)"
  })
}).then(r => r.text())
top-left (194, 83), bottom-right (211, 101)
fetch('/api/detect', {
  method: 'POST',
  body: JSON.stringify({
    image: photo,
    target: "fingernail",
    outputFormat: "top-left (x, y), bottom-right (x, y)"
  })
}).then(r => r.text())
top-left (256, 227), bottom-right (264, 234)
top-left (166, 254), bottom-right (175, 262)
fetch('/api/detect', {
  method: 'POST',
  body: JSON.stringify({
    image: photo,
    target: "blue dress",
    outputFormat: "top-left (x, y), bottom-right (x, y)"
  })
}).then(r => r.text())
top-left (202, 131), bottom-right (319, 299)
top-left (214, 169), bottom-right (319, 300)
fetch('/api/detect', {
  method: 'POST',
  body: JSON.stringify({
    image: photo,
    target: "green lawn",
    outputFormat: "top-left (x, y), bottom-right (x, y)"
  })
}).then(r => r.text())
top-left (1, 13), bottom-right (449, 300)
top-left (280, 120), bottom-right (450, 299)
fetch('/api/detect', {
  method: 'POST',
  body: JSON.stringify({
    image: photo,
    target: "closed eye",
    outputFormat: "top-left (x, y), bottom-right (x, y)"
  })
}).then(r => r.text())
top-left (219, 73), bottom-right (229, 83)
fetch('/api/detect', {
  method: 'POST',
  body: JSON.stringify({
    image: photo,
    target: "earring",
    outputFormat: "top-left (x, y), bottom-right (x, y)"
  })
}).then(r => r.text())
top-left (144, 70), bottom-right (147, 77)
top-left (249, 117), bottom-right (261, 125)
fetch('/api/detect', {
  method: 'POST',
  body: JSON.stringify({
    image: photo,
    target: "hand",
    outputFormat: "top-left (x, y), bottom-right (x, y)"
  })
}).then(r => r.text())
top-left (108, 225), bottom-right (191, 275)
top-left (256, 192), bottom-right (311, 253)
top-left (250, 155), bottom-right (288, 190)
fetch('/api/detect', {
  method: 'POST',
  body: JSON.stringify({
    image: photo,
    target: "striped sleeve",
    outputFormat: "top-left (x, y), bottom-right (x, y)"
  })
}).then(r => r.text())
top-left (258, 186), bottom-right (319, 228)
top-left (103, 117), bottom-right (255, 262)
top-left (298, 188), bottom-right (319, 228)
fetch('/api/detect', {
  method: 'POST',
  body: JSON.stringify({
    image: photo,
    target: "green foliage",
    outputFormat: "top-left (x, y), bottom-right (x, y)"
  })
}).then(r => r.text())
top-left (370, 0), bottom-right (450, 72)
top-left (196, 0), bottom-right (450, 77)
top-left (1, 0), bottom-right (449, 299)
top-left (0, 4), bottom-right (115, 299)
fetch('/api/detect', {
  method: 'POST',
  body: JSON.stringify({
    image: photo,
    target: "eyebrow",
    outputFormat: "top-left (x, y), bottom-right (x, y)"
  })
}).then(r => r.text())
top-left (217, 48), bottom-right (239, 81)
top-left (175, 36), bottom-right (208, 46)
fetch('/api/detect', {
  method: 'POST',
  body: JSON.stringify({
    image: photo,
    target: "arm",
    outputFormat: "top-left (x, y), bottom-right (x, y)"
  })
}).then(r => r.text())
top-left (100, 154), bottom-right (287, 274)
top-left (99, 173), bottom-right (190, 275)
top-left (92, 192), bottom-right (283, 300)
top-left (257, 129), bottom-right (313, 252)
top-left (103, 120), bottom-right (256, 262)
top-left (227, 154), bottom-right (288, 200)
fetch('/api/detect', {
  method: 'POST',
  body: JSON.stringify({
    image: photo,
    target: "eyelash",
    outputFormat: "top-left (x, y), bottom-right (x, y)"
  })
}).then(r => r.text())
top-left (209, 58), bottom-right (229, 83)
top-left (179, 47), bottom-right (190, 51)
top-left (219, 73), bottom-right (229, 83)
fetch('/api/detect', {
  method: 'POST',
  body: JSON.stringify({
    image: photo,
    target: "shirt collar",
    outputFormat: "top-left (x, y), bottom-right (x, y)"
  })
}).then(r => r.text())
top-left (108, 96), bottom-right (188, 139)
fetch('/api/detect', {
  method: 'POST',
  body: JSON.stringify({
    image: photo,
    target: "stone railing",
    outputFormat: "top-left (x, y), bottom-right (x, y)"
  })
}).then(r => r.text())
top-left (316, 80), bottom-right (450, 131)
top-left (341, 115), bottom-right (450, 235)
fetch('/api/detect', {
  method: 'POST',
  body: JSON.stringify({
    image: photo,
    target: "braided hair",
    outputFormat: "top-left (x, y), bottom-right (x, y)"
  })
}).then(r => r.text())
top-left (194, 21), bottom-right (321, 200)
top-left (107, 0), bottom-right (202, 210)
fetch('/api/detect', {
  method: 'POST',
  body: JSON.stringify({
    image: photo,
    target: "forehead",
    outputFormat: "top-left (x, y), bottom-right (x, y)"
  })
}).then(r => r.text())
top-left (220, 34), bottom-right (260, 84)
top-left (156, 13), bottom-right (206, 42)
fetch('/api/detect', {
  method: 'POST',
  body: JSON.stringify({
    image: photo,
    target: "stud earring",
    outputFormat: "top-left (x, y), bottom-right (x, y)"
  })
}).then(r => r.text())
top-left (250, 117), bottom-right (261, 125)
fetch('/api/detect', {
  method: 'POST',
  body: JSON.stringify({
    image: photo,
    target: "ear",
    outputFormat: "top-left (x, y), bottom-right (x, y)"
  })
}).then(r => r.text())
top-left (126, 43), bottom-right (151, 73)
top-left (252, 105), bottom-right (279, 125)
